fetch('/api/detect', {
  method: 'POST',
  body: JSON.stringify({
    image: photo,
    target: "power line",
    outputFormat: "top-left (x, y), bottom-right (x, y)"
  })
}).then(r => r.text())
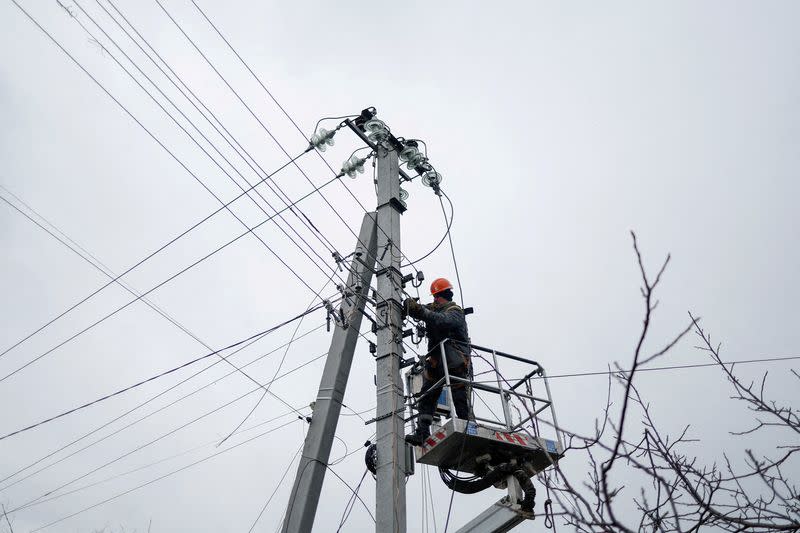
top-left (402, 186), bottom-right (454, 267)
top-left (469, 354), bottom-right (800, 384)
top-left (155, 0), bottom-right (360, 256)
top-left (188, 0), bottom-right (425, 279)
top-left (102, 0), bottom-right (340, 261)
top-left (15, 410), bottom-right (300, 512)
top-left (218, 268), bottom-right (343, 446)
top-left (8, 347), bottom-right (330, 514)
top-left (336, 469), bottom-right (369, 532)
top-left (535, 355), bottom-right (800, 381)
top-left (280, 443), bottom-right (377, 531)
top-left (6, 1), bottom-right (350, 394)
top-left (0, 170), bottom-right (342, 384)
top-left (439, 190), bottom-right (464, 305)
top-left (0, 188), bottom-right (337, 489)
top-left (160, 0), bottom-right (344, 257)
top-left (3, 2), bottom-right (363, 415)
top-left (72, 1), bottom-right (347, 293)
top-left (27, 418), bottom-right (303, 532)
top-left (0, 324), bottom-right (326, 492)
top-left (181, 3), bottom-right (437, 340)
top-left (0, 304), bottom-right (326, 442)
top-left (63, 2), bottom-right (337, 297)
top-left (248, 442), bottom-right (305, 532)
top-left (0, 185), bottom-right (269, 396)
top-left (0, 144), bottom-right (310, 362)
top-left (184, 0), bottom-right (364, 240)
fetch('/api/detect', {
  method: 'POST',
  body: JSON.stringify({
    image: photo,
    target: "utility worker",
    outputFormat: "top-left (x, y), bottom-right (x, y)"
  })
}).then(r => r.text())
top-left (403, 277), bottom-right (471, 446)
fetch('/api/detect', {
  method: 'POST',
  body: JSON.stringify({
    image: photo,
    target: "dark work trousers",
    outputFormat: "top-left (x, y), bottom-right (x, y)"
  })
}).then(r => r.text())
top-left (417, 359), bottom-right (471, 431)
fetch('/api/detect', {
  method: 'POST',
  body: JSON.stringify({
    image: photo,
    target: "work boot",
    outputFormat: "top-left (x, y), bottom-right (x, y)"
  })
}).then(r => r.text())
top-left (404, 426), bottom-right (430, 446)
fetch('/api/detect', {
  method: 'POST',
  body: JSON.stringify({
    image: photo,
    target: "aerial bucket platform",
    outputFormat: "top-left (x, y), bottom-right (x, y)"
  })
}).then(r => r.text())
top-left (415, 418), bottom-right (561, 475)
top-left (405, 341), bottom-right (565, 532)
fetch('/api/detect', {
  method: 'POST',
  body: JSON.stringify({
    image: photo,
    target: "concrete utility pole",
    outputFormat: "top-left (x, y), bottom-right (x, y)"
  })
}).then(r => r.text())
top-left (282, 110), bottom-right (410, 532)
top-left (281, 213), bottom-right (378, 533)
top-left (373, 143), bottom-right (407, 532)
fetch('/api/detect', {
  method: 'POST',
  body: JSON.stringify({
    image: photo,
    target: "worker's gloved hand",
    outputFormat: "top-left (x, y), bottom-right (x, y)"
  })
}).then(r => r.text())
top-left (403, 298), bottom-right (424, 319)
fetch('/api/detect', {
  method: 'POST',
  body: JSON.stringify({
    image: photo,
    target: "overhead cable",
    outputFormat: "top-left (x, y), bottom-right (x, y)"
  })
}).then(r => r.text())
top-left (64, 2), bottom-right (337, 297)
top-left (536, 355), bottom-right (800, 381)
top-left (0, 146), bottom-right (310, 362)
top-left (104, 0), bottom-right (340, 258)
top-left (16, 410), bottom-right (299, 511)
top-left (0, 172), bottom-right (342, 384)
top-left (439, 190), bottom-right (464, 305)
top-left (76, 0), bottom-right (346, 288)
top-left (26, 418), bottom-right (303, 532)
top-left (0, 325), bottom-right (326, 492)
top-left (0, 303), bottom-right (327, 442)
top-left (248, 443), bottom-right (305, 532)
top-left (0, 188), bottom-right (333, 487)
top-left (155, 0), bottom-right (351, 259)
top-left (401, 185), bottom-right (454, 267)
top-left (336, 469), bottom-right (369, 532)
top-left (0, 132), bottom-right (312, 366)
top-left (217, 268), bottom-right (343, 446)
top-left (188, 0), bottom-right (423, 277)
top-left (0, 187), bottom-right (248, 380)
top-left (9, 348), bottom-right (330, 513)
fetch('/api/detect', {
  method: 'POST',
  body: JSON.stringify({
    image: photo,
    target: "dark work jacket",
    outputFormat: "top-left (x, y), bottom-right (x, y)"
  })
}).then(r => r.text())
top-left (418, 300), bottom-right (470, 370)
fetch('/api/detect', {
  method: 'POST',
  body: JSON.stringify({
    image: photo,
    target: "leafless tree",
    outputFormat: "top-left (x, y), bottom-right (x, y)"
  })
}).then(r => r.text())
top-left (540, 232), bottom-right (800, 532)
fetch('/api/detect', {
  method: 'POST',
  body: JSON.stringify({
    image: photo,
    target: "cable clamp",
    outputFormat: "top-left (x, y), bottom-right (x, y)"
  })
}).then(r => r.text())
top-left (364, 407), bottom-right (405, 425)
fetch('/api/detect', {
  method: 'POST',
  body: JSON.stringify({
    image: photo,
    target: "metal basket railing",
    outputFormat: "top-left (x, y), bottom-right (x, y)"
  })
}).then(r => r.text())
top-left (409, 339), bottom-right (564, 452)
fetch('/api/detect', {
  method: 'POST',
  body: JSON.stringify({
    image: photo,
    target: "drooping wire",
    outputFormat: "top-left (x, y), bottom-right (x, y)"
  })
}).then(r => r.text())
top-left (217, 266), bottom-right (343, 446)
top-left (401, 185), bottom-right (454, 267)
top-left (325, 463), bottom-right (377, 524)
top-left (439, 189), bottom-right (464, 305)
top-left (248, 442), bottom-right (305, 533)
top-left (314, 114), bottom-right (361, 135)
top-left (336, 469), bottom-right (369, 532)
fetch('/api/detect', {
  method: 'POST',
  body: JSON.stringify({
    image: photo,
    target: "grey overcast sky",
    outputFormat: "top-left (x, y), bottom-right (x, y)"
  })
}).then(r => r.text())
top-left (1, 1), bottom-right (799, 531)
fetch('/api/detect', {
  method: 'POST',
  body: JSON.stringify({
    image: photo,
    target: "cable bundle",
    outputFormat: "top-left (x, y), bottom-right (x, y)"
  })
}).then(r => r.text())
top-left (439, 463), bottom-right (536, 512)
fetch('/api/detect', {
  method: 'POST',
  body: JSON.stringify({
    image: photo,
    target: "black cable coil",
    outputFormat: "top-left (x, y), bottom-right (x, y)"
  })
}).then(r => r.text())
top-left (439, 463), bottom-right (536, 512)
top-left (365, 443), bottom-right (377, 475)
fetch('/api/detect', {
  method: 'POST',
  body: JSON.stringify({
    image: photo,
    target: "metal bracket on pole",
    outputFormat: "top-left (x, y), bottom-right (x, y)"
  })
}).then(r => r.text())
top-left (281, 213), bottom-right (379, 533)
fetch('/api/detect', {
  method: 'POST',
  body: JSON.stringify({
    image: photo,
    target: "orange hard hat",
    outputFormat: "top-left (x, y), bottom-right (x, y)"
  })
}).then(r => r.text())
top-left (430, 277), bottom-right (453, 296)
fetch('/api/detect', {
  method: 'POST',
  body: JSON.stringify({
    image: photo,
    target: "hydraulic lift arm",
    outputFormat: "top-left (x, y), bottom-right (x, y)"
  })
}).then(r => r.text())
top-left (454, 498), bottom-right (532, 533)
